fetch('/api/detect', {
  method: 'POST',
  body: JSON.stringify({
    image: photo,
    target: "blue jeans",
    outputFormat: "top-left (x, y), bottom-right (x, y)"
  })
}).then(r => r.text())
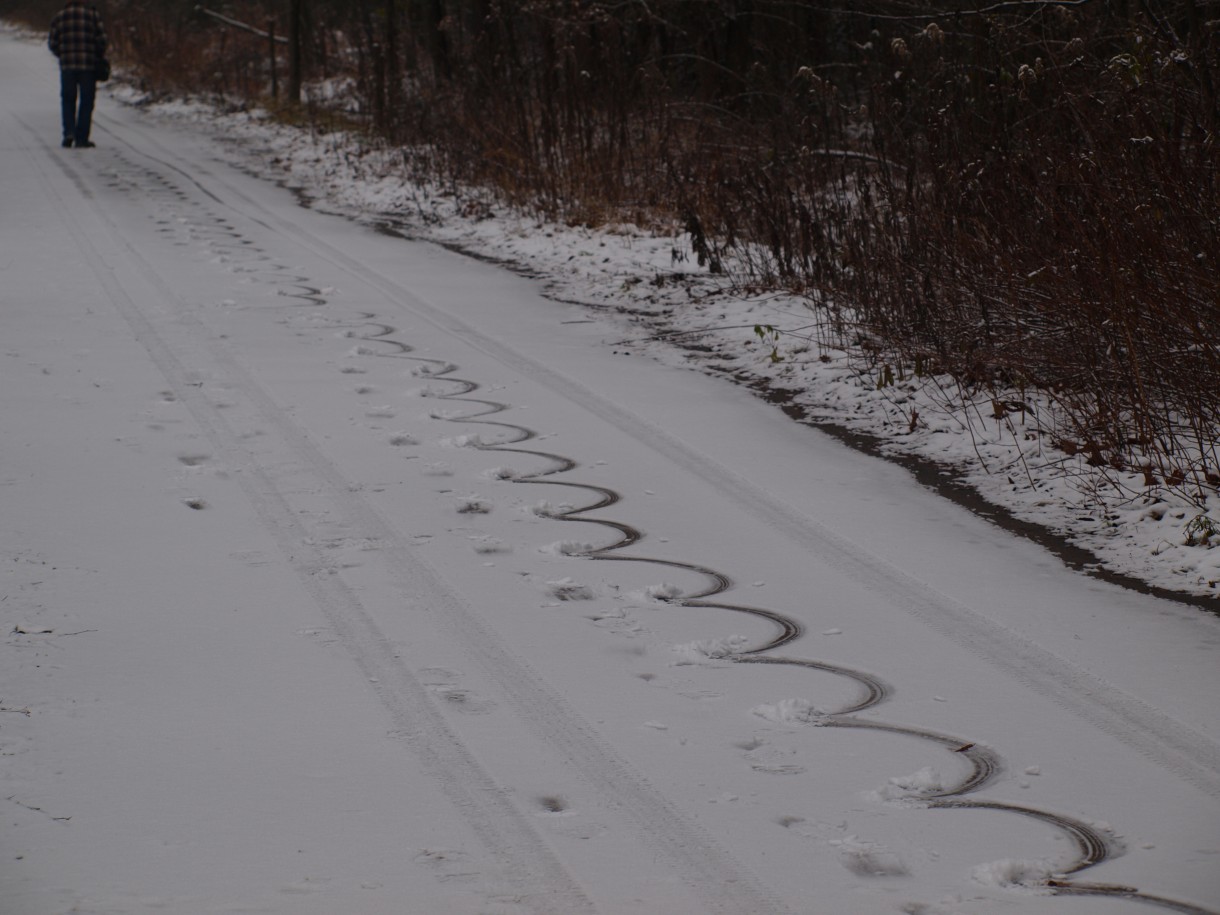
top-left (60, 69), bottom-right (97, 144)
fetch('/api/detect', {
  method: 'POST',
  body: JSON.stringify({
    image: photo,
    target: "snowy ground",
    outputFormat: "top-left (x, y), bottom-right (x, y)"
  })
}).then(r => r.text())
top-left (2, 26), bottom-right (1220, 915)
top-left (95, 79), bottom-right (1220, 606)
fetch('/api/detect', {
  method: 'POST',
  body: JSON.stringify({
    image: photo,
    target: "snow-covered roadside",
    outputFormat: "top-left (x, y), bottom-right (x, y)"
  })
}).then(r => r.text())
top-left (98, 80), bottom-right (1218, 605)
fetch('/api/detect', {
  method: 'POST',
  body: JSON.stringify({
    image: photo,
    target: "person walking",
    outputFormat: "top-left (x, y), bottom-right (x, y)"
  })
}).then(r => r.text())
top-left (48, 1), bottom-right (107, 148)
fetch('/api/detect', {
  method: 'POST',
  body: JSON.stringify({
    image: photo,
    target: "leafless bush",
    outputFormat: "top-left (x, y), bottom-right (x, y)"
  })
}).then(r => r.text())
top-left (842, 4), bottom-right (1219, 504)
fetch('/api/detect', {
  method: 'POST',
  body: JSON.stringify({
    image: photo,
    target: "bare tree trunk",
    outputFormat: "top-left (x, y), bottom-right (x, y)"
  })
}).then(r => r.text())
top-left (288, 0), bottom-right (303, 104)
top-left (427, 0), bottom-right (451, 81)
top-left (267, 18), bottom-right (278, 100)
top-left (384, 0), bottom-right (400, 134)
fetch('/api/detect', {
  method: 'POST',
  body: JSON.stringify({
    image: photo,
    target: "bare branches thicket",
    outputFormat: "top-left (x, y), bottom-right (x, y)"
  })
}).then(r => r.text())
top-left (1, 0), bottom-right (62, 28)
top-left (76, 0), bottom-right (1220, 502)
top-left (851, 4), bottom-right (1219, 499)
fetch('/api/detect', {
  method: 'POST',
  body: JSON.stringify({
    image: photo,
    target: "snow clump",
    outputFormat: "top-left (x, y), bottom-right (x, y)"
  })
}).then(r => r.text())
top-left (541, 540), bottom-right (595, 556)
top-left (871, 766), bottom-right (948, 803)
top-left (642, 582), bottom-right (684, 602)
top-left (470, 536), bottom-right (508, 554)
top-left (412, 363), bottom-right (455, 376)
top-left (971, 858), bottom-right (1055, 892)
top-left (751, 698), bottom-right (828, 724)
top-left (546, 578), bottom-right (596, 601)
top-left (440, 433), bottom-right (483, 448)
top-left (483, 466), bottom-right (520, 480)
top-left (531, 499), bottom-right (574, 517)
top-left (671, 635), bottom-right (750, 665)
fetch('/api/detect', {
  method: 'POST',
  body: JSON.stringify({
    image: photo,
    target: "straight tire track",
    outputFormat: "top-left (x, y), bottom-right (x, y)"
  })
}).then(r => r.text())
top-left (17, 116), bottom-right (793, 915)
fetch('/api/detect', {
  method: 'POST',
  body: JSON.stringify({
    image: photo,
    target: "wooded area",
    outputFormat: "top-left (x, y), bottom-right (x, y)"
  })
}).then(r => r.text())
top-left (10, 1), bottom-right (1219, 502)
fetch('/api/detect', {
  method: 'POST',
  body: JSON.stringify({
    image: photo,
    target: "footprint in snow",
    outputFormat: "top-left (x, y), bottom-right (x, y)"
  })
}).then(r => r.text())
top-left (745, 742), bottom-right (807, 776)
top-left (536, 795), bottom-right (569, 814)
top-left (546, 578), bottom-right (595, 601)
top-left (413, 848), bottom-right (478, 884)
top-left (428, 684), bottom-right (497, 715)
top-left (470, 536), bottom-right (509, 554)
top-left (831, 836), bottom-right (910, 877)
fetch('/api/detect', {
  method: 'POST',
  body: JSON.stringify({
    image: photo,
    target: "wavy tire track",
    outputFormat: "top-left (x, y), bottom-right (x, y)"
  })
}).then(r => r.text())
top-left (349, 320), bottom-right (1216, 915)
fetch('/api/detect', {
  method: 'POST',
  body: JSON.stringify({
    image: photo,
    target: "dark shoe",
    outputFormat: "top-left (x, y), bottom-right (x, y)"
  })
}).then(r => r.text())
top-left (75, 140), bottom-right (96, 148)
top-left (61, 137), bottom-right (73, 148)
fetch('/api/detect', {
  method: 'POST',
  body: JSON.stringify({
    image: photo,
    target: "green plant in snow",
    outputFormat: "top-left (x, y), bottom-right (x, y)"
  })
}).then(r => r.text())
top-left (1183, 514), bottom-right (1219, 547)
top-left (754, 324), bottom-right (783, 364)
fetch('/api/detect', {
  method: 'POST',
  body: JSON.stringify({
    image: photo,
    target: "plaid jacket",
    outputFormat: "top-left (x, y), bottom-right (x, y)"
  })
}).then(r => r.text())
top-left (48, 2), bottom-right (107, 71)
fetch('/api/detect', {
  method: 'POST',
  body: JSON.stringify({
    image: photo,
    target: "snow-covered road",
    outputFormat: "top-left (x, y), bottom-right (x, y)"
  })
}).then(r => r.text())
top-left (2, 31), bottom-right (1219, 915)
